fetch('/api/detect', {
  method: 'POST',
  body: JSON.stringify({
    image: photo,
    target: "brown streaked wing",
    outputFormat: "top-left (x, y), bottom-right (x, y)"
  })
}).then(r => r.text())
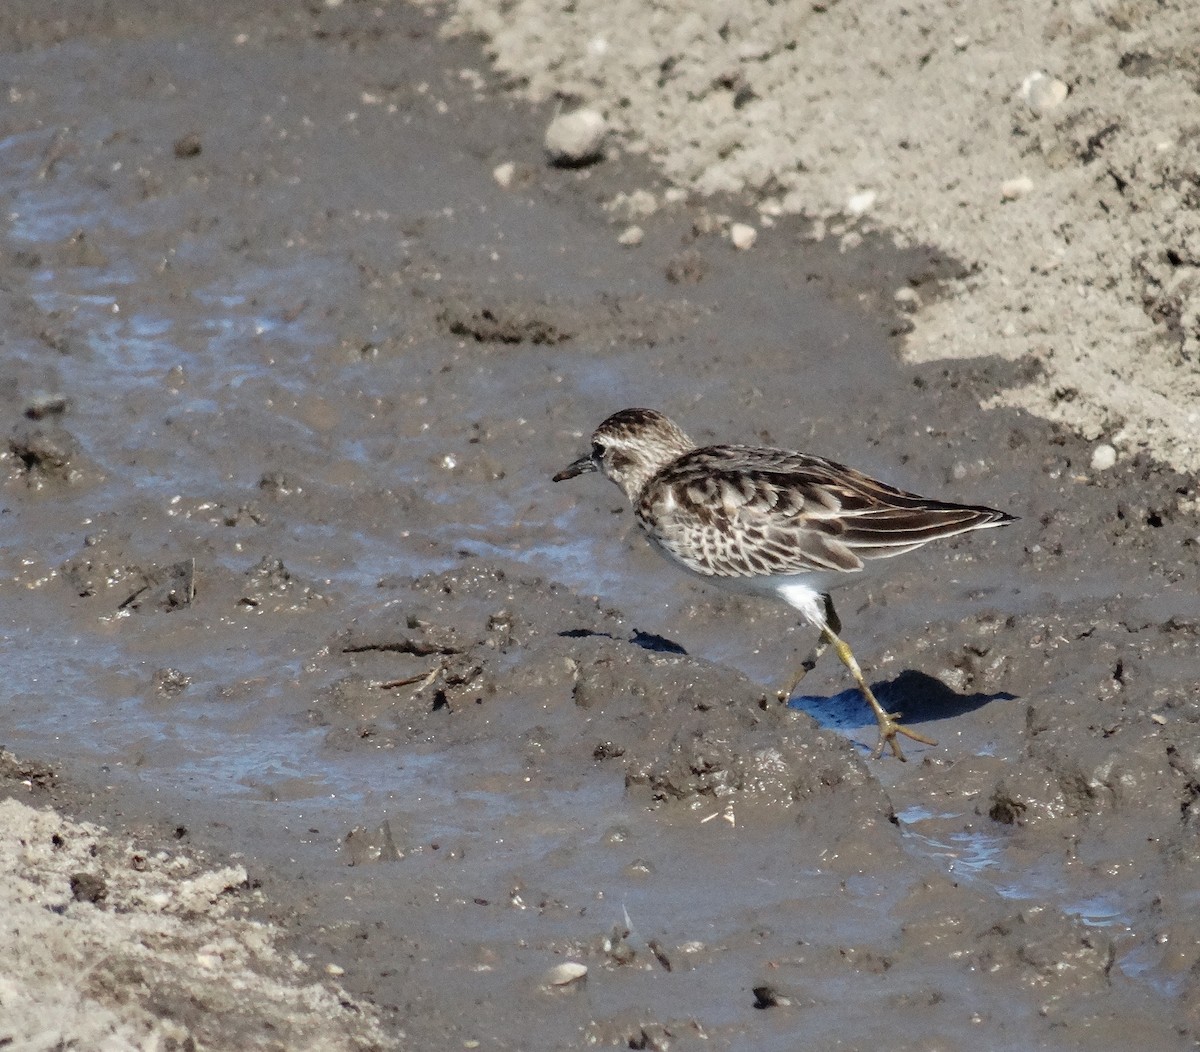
top-left (789, 455), bottom-right (1014, 559)
top-left (635, 449), bottom-right (865, 579)
top-left (635, 445), bottom-right (1009, 576)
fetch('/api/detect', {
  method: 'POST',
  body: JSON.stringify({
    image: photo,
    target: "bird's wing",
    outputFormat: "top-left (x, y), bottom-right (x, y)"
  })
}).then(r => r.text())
top-left (636, 446), bottom-right (1011, 578)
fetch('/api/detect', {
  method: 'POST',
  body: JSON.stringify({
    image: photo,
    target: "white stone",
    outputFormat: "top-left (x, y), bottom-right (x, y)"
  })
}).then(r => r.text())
top-left (846, 189), bottom-right (877, 216)
top-left (544, 109), bottom-right (608, 166)
top-left (542, 961), bottom-right (588, 987)
top-left (492, 162), bottom-right (516, 188)
top-left (1001, 175), bottom-right (1034, 200)
top-left (1021, 72), bottom-right (1068, 116)
top-left (894, 287), bottom-right (921, 312)
top-left (617, 225), bottom-right (644, 246)
top-left (730, 222), bottom-right (758, 250)
top-left (1091, 443), bottom-right (1117, 471)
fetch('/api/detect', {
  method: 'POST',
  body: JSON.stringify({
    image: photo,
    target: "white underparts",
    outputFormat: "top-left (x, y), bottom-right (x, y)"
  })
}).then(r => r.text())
top-left (773, 580), bottom-right (828, 628)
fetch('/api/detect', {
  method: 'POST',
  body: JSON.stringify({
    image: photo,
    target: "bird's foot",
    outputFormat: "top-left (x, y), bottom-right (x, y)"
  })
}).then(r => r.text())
top-left (870, 709), bottom-right (938, 762)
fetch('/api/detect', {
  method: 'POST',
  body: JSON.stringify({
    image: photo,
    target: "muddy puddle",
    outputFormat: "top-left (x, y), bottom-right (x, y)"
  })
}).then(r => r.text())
top-left (2, 2), bottom-right (1199, 1049)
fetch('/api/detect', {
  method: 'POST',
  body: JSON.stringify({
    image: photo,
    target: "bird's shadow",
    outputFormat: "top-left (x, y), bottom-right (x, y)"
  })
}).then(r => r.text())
top-left (788, 669), bottom-right (1014, 739)
top-left (558, 627), bottom-right (688, 656)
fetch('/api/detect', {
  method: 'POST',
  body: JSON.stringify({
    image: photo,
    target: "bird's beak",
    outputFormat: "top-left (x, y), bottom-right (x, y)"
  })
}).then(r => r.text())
top-left (552, 453), bottom-right (597, 482)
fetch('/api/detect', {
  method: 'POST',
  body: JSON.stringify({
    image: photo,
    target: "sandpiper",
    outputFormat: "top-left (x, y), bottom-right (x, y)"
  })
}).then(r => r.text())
top-left (554, 408), bottom-right (1015, 759)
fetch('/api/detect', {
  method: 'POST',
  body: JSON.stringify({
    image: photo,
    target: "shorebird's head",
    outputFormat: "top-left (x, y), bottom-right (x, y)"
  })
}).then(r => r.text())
top-left (553, 408), bottom-right (695, 501)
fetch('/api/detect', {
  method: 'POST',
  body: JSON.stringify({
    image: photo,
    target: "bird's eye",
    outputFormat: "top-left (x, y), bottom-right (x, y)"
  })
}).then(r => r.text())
top-left (592, 441), bottom-right (607, 458)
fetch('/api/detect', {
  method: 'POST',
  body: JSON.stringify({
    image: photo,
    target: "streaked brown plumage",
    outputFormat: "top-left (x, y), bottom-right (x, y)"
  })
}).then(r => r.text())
top-left (554, 408), bottom-right (1016, 759)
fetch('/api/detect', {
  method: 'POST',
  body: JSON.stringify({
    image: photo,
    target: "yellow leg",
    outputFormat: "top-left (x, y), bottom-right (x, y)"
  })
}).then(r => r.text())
top-left (821, 625), bottom-right (937, 761)
top-left (777, 594), bottom-right (839, 703)
top-left (778, 635), bottom-right (831, 701)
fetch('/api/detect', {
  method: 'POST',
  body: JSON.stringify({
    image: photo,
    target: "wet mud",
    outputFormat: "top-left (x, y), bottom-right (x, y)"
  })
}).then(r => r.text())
top-left (1, 1), bottom-right (1199, 1049)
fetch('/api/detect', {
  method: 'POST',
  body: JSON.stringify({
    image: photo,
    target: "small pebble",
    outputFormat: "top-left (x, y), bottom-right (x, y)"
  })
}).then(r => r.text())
top-left (617, 225), bottom-right (644, 247)
top-left (893, 287), bottom-right (921, 313)
top-left (24, 392), bottom-right (69, 419)
top-left (1001, 175), bottom-right (1034, 200)
top-left (1090, 443), bottom-right (1117, 471)
top-left (1021, 72), bottom-right (1068, 116)
top-left (544, 109), bottom-right (607, 166)
top-left (542, 961), bottom-right (587, 987)
top-left (325, 963), bottom-right (346, 976)
top-left (729, 222), bottom-right (757, 250)
top-left (173, 133), bottom-right (202, 158)
top-left (492, 162), bottom-right (516, 188)
top-left (846, 189), bottom-right (877, 216)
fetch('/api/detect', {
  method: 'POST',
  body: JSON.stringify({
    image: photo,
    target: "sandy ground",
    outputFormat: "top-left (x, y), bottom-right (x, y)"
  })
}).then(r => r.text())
top-left (1, 0), bottom-right (1199, 1049)
top-left (444, 0), bottom-right (1200, 472)
top-left (0, 754), bottom-right (395, 1051)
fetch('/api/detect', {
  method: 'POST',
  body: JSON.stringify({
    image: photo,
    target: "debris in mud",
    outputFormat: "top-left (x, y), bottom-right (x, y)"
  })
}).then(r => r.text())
top-left (7, 423), bottom-right (80, 484)
top-left (586, 1017), bottom-right (695, 1050)
top-left (436, 297), bottom-right (573, 345)
top-left (751, 984), bottom-right (788, 1009)
top-left (64, 549), bottom-right (197, 612)
top-left (342, 820), bottom-right (405, 865)
top-left (121, 558), bottom-right (196, 612)
top-left (152, 667), bottom-right (192, 699)
top-left (0, 749), bottom-right (57, 790)
top-left (988, 785), bottom-right (1028, 825)
top-left (258, 470), bottom-right (302, 497)
top-left (239, 556), bottom-right (324, 611)
top-left (166, 495), bottom-right (267, 527)
top-left (342, 619), bottom-right (466, 658)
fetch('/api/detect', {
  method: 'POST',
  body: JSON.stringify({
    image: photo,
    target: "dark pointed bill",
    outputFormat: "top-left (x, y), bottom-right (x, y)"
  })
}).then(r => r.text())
top-left (552, 454), bottom-right (597, 482)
